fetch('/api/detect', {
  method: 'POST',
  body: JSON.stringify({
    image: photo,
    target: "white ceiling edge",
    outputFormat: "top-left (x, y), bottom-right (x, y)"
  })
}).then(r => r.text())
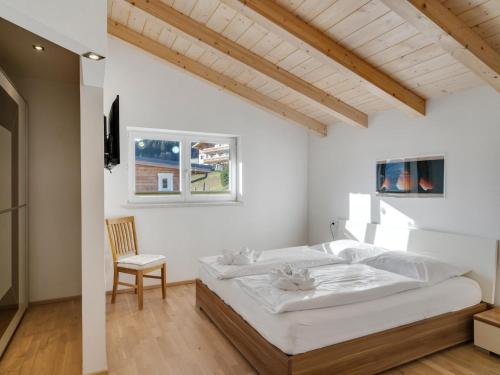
top-left (0, 0), bottom-right (107, 87)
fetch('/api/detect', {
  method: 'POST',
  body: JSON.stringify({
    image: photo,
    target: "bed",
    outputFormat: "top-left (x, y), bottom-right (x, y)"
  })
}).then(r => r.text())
top-left (196, 220), bottom-right (498, 375)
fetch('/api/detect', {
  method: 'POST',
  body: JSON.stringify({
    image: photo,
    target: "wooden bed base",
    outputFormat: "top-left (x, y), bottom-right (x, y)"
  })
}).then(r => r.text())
top-left (196, 279), bottom-right (487, 375)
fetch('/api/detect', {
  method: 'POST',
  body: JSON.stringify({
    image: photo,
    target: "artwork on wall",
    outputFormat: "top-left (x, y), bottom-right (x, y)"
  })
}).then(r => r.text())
top-left (376, 155), bottom-right (445, 197)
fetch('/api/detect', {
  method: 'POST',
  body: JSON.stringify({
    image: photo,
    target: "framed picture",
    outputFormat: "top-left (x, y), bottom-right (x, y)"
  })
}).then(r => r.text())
top-left (376, 155), bottom-right (445, 197)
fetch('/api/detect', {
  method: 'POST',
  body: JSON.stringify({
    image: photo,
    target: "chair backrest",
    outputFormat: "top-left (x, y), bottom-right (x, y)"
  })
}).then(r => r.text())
top-left (105, 216), bottom-right (139, 262)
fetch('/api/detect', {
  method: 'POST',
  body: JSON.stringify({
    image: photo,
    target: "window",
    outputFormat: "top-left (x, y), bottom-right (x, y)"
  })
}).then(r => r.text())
top-left (191, 142), bottom-right (231, 194)
top-left (128, 128), bottom-right (239, 204)
top-left (135, 139), bottom-right (181, 195)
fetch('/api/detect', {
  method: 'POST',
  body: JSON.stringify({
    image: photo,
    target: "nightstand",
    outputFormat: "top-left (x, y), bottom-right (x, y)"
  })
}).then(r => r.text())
top-left (474, 307), bottom-right (500, 355)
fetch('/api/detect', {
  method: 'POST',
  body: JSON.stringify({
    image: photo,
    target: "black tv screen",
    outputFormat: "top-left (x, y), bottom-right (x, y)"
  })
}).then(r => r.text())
top-left (376, 156), bottom-right (444, 196)
top-left (105, 95), bottom-right (120, 170)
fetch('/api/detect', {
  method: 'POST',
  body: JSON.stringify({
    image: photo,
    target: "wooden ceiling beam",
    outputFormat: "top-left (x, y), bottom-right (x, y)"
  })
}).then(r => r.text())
top-left (107, 19), bottom-right (328, 136)
top-left (380, 0), bottom-right (500, 92)
top-left (220, 0), bottom-right (426, 117)
top-left (125, 0), bottom-right (367, 128)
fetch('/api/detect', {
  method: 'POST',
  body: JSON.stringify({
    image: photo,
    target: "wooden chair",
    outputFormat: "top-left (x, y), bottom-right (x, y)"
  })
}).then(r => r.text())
top-left (105, 216), bottom-right (167, 310)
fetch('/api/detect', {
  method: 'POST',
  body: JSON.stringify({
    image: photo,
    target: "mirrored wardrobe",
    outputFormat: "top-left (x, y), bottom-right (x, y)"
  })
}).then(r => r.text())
top-left (0, 67), bottom-right (28, 356)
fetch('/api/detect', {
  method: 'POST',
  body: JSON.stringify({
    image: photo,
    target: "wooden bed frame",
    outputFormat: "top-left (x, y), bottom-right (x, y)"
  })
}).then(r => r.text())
top-left (196, 279), bottom-right (487, 375)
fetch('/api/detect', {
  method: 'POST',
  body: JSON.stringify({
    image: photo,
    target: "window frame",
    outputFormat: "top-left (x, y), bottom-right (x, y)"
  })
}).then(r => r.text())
top-left (128, 127), bottom-right (240, 205)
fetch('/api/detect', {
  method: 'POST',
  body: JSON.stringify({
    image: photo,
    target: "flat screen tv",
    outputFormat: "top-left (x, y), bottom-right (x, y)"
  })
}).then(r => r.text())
top-left (376, 155), bottom-right (444, 197)
top-left (104, 95), bottom-right (120, 171)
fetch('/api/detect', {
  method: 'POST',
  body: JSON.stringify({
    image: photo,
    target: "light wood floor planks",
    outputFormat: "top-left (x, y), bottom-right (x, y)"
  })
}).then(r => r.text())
top-left (106, 284), bottom-right (255, 375)
top-left (0, 299), bottom-right (82, 375)
top-left (1, 284), bottom-right (499, 374)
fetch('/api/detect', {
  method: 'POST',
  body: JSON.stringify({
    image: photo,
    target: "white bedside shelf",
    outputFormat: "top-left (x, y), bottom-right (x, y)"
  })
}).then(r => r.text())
top-left (474, 307), bottom-right (500, 355)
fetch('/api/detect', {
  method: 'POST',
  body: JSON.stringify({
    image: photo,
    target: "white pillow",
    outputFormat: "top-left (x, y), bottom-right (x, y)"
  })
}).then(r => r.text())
top-left (310, 239), bottom-right (364, 256)
top-left (338, 244), bottom-right (388, 263)
top-left (359, 251), bottom-right (470, 286)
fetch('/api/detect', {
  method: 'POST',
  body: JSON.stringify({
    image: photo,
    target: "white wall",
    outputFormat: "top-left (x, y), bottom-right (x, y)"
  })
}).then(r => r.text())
top-left (12, 77), bottom-right (82, 302)
top-left (103, 36), bottom-right (309, 288)
top-left (0, 2), bottom-right (107, 372)
top-left (81, 84), bottom-right (107, 374)
top-left (308, 86), bottom-right (500, 302)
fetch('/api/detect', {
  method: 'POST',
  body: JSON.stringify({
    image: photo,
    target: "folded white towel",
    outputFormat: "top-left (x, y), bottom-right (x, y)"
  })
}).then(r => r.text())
top-left (217, 247), bottom-right (262, 266)
top-left (269, 264), bottom-right (317, 291)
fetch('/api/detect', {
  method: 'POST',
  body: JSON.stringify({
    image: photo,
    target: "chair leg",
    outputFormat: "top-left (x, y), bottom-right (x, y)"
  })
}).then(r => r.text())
top-left (134, 275), bottom-right (138, 294)
top-left (137, 271), bottom-right (144, 310)
top-left (161, 263), bottom-right (167, 299)
top-left (111, 266), bottom-right (118, 304)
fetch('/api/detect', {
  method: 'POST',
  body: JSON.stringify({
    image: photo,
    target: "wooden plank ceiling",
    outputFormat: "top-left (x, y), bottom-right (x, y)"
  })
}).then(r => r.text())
top-left (107, 0), bottom-right (500, 135)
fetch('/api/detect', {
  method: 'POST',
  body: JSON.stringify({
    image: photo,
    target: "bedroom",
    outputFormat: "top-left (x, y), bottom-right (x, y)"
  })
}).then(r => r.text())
top-left (0, 0), bottom-right (500, 374)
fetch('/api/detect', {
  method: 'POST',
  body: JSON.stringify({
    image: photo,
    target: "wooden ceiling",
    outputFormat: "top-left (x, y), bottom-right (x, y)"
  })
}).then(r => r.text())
top-left (107, 0), bottom-right (500, 135)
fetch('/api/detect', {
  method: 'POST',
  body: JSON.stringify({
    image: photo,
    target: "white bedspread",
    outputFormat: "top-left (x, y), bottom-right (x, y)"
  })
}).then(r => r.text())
top-left (199, 265), bottom-right (481, 354)
top-left (236, 264), bottom-right (423, 313)
top-left (199, 246), bottom-right (345, 279)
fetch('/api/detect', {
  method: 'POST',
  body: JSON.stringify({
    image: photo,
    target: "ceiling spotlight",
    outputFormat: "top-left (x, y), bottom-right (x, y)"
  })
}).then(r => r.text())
top-left (82, 51), bottom-right (105, 61)
top-left (32, 44), bottom-right (45, 52)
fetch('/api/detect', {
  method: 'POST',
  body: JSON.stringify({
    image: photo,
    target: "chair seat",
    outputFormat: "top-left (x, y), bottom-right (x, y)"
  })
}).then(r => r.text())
top-left (117, 254), bottom-right (166, 270)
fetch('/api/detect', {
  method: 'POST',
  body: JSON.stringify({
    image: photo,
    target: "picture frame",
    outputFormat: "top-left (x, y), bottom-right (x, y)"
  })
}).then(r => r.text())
top-left (376, 155), bottom-right (445, 197)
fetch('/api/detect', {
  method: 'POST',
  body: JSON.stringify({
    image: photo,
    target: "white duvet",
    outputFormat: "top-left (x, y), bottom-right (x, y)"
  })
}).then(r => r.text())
top-left (236, 264), bottom-right (424, 313)
top-left (199, 246), bottom-right (345, 279)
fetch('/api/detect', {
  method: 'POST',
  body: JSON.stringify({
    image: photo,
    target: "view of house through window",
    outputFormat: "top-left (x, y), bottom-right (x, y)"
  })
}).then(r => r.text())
top-left (134, 139), bottom-right (181, 195)
top-left (130, 129), bottom-right (238, 203)
top-left (191, 142), bottom-right (230, 194)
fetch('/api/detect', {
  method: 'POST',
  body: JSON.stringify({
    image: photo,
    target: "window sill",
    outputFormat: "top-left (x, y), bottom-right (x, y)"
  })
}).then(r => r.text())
top-left (122, 200), bottom-right (244, 209)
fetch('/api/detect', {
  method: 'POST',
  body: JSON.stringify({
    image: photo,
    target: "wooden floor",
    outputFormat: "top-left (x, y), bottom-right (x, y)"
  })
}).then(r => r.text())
top-left (0, 299), bottom-right (82, 375)
top-left (1, 285), bottom-right (499, 374)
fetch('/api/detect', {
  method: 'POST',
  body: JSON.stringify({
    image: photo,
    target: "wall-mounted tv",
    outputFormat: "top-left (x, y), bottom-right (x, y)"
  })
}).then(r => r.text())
top-left (104, 95), bottom-right (120, 171)
top-left (376, 155), bottom-right (444, 197)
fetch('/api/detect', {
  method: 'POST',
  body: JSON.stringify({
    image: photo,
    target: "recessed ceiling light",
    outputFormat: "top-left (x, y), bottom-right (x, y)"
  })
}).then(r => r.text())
top-left (82, 51), bottom-right (105, 61)
top-left (32, 44), bottom-right (44, 52)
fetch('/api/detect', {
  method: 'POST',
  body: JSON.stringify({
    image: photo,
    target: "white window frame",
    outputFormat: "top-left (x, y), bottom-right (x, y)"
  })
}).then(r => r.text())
top-left (128, 127), bottom-right (240, 205)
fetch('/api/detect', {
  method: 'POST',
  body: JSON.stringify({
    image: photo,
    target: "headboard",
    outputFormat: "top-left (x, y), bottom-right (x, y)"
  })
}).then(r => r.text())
top-left (335, 220), bottom-right (498, 304)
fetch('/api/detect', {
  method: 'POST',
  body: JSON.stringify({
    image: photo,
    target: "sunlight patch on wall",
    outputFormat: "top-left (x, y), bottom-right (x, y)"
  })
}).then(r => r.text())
top-left (344, 220), bottom-right (368, 242)
top-left (349, 193), bottom-right (371, 223)
top-left (374, 200), bottom-right (414, 250)
top-left (379, 200), bottom-right (415, 227)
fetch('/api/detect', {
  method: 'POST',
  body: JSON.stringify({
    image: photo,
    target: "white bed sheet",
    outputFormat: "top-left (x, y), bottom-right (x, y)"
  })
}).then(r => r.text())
top-left (199, 264), bottom-right (481, 355)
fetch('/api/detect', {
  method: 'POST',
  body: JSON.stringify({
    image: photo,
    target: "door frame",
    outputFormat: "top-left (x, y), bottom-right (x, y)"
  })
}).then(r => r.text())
top-left (0, 66), bottom-right (28, 357)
